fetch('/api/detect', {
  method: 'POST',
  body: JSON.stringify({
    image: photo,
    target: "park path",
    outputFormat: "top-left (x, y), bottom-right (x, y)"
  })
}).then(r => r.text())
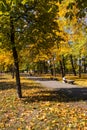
top-left (27, 76), bottom-right (79, 89)
top-left (27, 76), bottom-right (87, 101)
top-left (36, 80), bottom-right (77, 89)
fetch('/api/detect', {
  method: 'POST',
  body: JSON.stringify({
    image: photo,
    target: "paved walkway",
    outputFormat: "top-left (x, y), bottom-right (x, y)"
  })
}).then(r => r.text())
top-left (36, 80), bottom-right (77, 89)
top-left (27, 76), bottom-right (87, 101)
top-left (37, 80), bottom-right (87, 101)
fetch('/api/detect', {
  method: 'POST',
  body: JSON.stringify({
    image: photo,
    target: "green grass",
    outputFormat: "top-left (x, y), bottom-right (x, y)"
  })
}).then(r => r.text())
top-left (0, 74), bottom-right (87, 130)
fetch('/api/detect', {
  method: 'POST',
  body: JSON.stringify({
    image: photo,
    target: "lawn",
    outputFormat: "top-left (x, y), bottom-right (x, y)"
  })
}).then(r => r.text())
top-left (0, 73), bottom-right (87, 130)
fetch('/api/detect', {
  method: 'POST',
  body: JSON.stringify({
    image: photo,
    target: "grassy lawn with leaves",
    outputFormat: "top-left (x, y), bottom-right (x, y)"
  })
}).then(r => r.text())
top-left (0, 73), bottom-right (87, 130)
top-left (64, 74), bottom-right (87, 87)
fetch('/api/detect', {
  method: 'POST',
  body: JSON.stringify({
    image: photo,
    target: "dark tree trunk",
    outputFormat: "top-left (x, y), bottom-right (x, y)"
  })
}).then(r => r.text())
top-left (50, 64), bottom-right (53, 76)
top-left (43, 61), bottom-right (48, 74)
top-left (62, 55), bottom-right (66, 76)
top-left (78, 59), bottom-right (81, 78)
top-left (10, 16), bottom-right (22, 98)
top-left (53, 61), bottom-right (56, 77)
top-left (59, 60), bottom-right (65, 77)
top-left (83, 58), bottom-right (86, 73)
top-left (70, 55), bottom-right (77, 76)
top-left (12, 66), bottom-right (15, 79)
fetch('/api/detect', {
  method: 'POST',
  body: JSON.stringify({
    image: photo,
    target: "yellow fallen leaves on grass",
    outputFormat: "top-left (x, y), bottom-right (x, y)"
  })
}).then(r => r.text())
top-left (0, 74), bottom-right (87, 129)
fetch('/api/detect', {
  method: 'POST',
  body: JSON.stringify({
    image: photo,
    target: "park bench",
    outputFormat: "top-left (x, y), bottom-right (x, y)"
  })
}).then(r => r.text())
top-left (63, 77), bottom-right (75, 84)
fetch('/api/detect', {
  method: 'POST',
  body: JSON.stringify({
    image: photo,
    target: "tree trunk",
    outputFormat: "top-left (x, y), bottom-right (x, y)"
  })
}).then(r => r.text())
top-left (59, 60), bottom-right (65, 77)
top-left (53, 60), bottom-right (56, 77)
top-left (83, 58), bottom-right (86, 73)
top-left (62, 55), bottom-right (66, 76)
top-left (70, 55), bottom-right (77, 76)
top-left (12, 66), bottom-right (15, 79)
top-left (43, 61), bottom-right (48, 74)
top-left (10, 16), bottom-right (22, 98)
top-left (50, 64), bottom-right (53, 76)
top-left (78, 59), bottom-right (81, 78)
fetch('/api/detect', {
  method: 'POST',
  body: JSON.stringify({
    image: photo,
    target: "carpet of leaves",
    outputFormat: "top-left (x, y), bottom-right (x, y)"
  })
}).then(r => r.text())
top-left (0, 74), bottom-right (87, 130)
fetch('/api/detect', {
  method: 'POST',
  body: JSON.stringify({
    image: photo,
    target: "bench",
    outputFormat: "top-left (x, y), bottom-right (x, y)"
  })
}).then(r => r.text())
top-left (63, 77), bottom-right (75, 84)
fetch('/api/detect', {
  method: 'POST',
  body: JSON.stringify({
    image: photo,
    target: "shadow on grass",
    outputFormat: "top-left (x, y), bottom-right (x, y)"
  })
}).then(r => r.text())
top-left (23, 87), bottom-right (87, 103)
top-left (0, 81), bottom-right (41, 90)
top-left (0, 82), bottom-right (16, 90)
top-left (0, 77), bottom-right (7, 80)
top-left (21, 83), bottom-right (41, 90)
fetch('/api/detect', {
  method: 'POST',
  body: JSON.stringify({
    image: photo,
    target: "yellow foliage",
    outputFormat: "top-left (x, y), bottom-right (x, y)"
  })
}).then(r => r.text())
top-left (34, 51), bottom-right (48, 62)
top-left (0, 49), bottom-right (13, 67)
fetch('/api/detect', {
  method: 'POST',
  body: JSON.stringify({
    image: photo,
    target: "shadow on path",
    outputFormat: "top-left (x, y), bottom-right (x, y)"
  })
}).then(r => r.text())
top-left (23, 87), bottom-right (87, 103)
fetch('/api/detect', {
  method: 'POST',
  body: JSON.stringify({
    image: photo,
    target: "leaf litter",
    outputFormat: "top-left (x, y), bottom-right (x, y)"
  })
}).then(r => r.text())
top-left (0, 74), bottom-right (87, 129)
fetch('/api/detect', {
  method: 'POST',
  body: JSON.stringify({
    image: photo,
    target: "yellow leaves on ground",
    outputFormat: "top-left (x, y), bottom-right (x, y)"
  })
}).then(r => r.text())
top-left (66, 74), bottom-right (87, 87)
top-left (0, 74), bottom-right (87, 129)
top-left (75, 79), bottom-right (87, 87)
